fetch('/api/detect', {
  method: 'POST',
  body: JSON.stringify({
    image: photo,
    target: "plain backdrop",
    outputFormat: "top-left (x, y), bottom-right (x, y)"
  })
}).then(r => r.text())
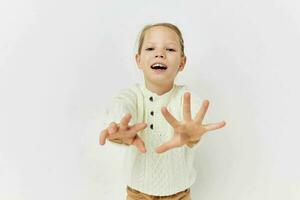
top-left (1, 0), bottom-right (300, 199)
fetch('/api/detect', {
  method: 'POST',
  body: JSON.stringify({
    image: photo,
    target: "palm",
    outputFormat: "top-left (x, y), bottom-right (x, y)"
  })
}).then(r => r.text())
top-left (156, 92), bottom-right (226, 153)
top-left (173, 120), bottom-right (207, 146)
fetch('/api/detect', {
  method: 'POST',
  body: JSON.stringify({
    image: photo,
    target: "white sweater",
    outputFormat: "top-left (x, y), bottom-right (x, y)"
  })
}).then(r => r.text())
top-left (103, 83), bottom-right (204, 196)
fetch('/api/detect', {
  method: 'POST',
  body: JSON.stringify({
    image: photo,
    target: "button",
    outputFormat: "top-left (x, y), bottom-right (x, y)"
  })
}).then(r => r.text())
top-left (150, 111), bottom-right (154, 116)
top-left (150, 124), bottom-right (153, 129)
top-left (149, 96), bottom-right (153, 101)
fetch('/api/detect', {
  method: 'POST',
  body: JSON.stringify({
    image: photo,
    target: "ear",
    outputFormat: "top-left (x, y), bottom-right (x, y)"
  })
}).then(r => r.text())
top-left (178, 56), bottom-right (187, 72)
top-left (135, 53), bottom-right (142, 69)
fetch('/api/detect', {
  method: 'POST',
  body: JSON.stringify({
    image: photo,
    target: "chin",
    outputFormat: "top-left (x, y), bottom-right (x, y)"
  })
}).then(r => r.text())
top-left (148, 77), bottom-right (174, 85)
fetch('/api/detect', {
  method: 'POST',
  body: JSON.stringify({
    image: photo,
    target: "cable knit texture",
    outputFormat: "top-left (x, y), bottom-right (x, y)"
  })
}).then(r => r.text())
top-left (104, 83), bottom-right (204, 196)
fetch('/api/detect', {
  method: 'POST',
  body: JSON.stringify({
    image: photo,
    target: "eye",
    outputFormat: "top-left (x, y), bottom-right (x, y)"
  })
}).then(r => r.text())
top-left (145, 47), bottom-right (154, 51)
top-left (166, 48), bottom-right (176, 52)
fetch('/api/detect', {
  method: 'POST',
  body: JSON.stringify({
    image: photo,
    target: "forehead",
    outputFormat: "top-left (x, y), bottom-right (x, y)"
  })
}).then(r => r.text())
top-left (143, 26), bottom-right (180, 45)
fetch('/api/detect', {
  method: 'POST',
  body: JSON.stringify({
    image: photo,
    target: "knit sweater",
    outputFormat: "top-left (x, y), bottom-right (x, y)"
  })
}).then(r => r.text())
top-left (103, 83), bottom-right (204, 196)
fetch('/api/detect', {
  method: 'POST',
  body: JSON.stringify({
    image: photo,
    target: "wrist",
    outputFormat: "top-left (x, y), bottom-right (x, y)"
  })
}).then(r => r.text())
top-left (186, 138), bottom-right (201, 148)
top-left (109, 138), bottom-right (129, 146)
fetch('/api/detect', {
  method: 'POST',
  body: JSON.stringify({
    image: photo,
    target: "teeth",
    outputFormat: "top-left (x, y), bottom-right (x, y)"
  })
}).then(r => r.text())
top-left (151, 63), bottom-right (167, 71)
top-left (153, 63), bottom-right (166, 67)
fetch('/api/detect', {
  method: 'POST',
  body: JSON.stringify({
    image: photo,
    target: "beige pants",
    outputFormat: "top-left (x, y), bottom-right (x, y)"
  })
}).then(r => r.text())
top-left (126, 186), bottom-right (191, 200)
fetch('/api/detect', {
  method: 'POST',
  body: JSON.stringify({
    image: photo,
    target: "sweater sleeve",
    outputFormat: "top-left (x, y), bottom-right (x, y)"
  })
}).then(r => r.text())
top-left (102, 88), bottom-right (138, 145)
top-left (106, 88), bottom-right (138, 125)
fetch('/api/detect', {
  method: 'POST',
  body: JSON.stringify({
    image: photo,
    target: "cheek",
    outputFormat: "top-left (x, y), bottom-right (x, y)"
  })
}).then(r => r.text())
top-left (169, 54), bottom-right (181, 62)
top-left (170, 59), bottom-right (182, 68)
top-left (140, 54), bottom-right (150, 62)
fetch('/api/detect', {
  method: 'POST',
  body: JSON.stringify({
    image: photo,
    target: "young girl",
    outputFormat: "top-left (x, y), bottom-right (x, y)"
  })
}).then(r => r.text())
top-left (99, 22), bottom-right (226, 200)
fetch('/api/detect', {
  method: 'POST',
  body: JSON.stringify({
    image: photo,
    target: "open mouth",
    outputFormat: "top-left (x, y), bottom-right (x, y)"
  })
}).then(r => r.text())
top-left (150, 63), bottom-right (168, 70)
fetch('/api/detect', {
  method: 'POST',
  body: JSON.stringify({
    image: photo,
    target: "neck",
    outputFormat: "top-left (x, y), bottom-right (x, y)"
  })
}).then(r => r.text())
top-left (144, 80), bottom-right (174, 95)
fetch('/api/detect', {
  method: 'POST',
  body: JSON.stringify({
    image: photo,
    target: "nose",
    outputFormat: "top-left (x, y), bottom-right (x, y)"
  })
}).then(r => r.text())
top-left (154, 48), bottom-right (165, 58)
top-left (155, 52), bottom-right (165, 58)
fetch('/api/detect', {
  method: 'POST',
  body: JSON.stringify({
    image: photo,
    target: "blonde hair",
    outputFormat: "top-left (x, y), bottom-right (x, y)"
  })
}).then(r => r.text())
top-left (136, 23), bottom-right (185, 56)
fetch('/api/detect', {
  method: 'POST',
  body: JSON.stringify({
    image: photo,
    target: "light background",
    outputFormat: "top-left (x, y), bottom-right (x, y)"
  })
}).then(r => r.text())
top-left (1, 0), bottom-right (300, 199)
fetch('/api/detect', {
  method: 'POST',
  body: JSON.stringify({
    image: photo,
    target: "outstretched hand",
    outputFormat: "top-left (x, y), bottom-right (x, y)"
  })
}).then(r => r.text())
top-left (155, 92), bottom-right (226, 153)
top-left (99, 113), bottom-right (147, 153)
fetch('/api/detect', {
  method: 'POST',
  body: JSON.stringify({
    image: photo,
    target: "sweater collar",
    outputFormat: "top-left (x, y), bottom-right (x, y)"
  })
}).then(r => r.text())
top-left (140, 83), bottom-right (176, 104)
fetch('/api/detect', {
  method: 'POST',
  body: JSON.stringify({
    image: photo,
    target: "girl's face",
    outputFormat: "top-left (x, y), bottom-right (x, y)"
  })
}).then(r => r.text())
top-left (135, 26), bottom-right (186, 87)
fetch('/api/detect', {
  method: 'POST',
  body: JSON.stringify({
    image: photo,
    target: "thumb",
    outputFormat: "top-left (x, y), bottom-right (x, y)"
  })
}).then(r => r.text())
top-left (155, 138), bottom-right (180, 154)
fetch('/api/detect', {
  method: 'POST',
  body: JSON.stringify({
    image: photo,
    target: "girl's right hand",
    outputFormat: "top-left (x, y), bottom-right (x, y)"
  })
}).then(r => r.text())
top-left (99, 113), bottom-right (147, 153)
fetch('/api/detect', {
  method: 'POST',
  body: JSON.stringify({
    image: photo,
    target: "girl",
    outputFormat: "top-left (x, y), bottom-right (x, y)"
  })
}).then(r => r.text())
top-left (99, 22), bottom-right (226, 200)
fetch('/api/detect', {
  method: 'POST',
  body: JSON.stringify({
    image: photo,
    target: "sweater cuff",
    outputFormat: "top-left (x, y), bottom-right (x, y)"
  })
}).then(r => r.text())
top-left (108, 138), bottom-right (130, 146)
top-left (186, 139), bottom-right (200, 148)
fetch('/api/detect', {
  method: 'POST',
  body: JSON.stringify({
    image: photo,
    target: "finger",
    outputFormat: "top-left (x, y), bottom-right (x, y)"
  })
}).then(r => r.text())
top-left (132, 136), bottom-right (146, 153)
top-left (204, 121), bottom-right (226, 132)
top-left (119, 113), bottom-right (132, 131)
top-left (161, 107), bottom-right (180, 128)
top-left (108, 122), bottom-right (118, 135)
top-left (128, 123), bottom-right (147, 136)
top-left (183, 92), bottom-right (192, 121)
top-left (99, 128), bottom-right (109, 145)
top-left (194, 100), bottom-right (209, 124)
top-left (155, 138), bottom-right (181, 154)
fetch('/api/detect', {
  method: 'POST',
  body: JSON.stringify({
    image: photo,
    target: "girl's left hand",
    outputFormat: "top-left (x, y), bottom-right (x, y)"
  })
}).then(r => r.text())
top-left (155, 92), bottom-right (226, 153)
